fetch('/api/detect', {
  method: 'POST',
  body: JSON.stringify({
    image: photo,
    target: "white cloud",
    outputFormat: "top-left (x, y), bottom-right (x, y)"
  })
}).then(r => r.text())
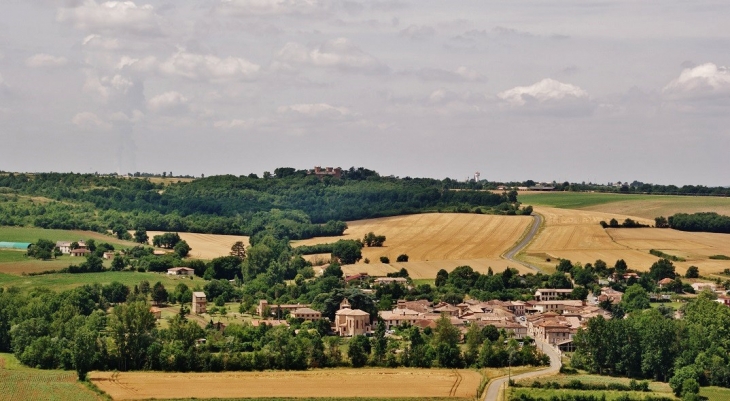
top-left (663, 63), bottom-right (730, 98)
top-left (498, 78), bottom-right (589, 106)
top-left (117, 55), bottom-right (157, 72)
top-left (82, 72), bottom-right (137, 101)
top-left (26, 54), bottom-right (68, 68)
top-left (82, 34), bottom-right (120, 50)
top-left (278, 103), bottom-right (351, 117)
top-left (213, 119), bottom-right (250, 129)
top-left (147, 91), bottom-right (189, 113)
top-left (71, 111), bottom-right (111, 129)
top-left (219, 0), bottom-right (326, 16)
top-left (159, 50), bottom-right (260, 82)
top-left (275, 38), bottom-right (387, 74)
top-left (57, 1), bottom-right (160, 35)
top-left (399, 24), bottom-right (435, 40)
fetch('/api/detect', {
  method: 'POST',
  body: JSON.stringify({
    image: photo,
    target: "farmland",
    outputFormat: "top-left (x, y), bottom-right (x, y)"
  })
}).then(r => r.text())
top-left (147, 231), bottom-right (249, 260)
top-left (519, 191), bottom-right (730, 219)
top-left (0, 225), bottom-right (135, 247)
top-left (0, 353), bottom-right (101, 401)
top-left (293, 213), bottom-right (533, 278)
top-left (0, 270), bottom-right (190, 292)
top-left (90, 368), bottom-right (484, 400)
top-left (521, 206), bottom-right (730, 275)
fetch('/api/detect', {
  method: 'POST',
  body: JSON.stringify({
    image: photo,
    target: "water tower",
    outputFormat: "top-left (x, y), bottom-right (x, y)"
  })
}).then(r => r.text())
top-left (474, 171), bottom-right (481, 182)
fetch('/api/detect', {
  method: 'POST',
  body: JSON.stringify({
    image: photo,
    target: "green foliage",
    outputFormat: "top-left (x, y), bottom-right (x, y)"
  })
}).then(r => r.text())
top-left (668, 212), bottom-right (730, 234)
top-left (379, 256), bottom-right (390, 264)
top-left (685, 266), bottom-right (699, 278)
top-left (363, 232), bottom-right (386, 247)
top-left (347, 335), bottom-right (371, 367)
top-left (152, 232), bottom-right (181, 249)
top-left (173, 240), bottom-right (191, 258)
top-left (27, 239), bottom-right (56, 260)
top-left (396, 254), bottom-right (409, 262)
top-left (331, 240), bottom-right (362, 265)
top-left (621, 284), bottom-right (650, 312)
top-left (649, 249), bottom-right (686, 262)
top-left (647, 258), bottom-right (676, 281)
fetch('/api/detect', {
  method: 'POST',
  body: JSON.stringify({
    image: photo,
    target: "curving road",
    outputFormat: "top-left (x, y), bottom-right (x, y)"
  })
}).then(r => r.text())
top-left (502, 214), bottom-right (544, 273)
top-left (483, 337), bottom-right (562, 401)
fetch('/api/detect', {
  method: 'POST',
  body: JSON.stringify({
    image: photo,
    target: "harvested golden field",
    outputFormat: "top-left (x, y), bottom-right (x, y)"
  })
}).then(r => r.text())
top-left (340, 259), bottom-right (533, 280)
top-left (147, 231), bottom-right (249, 260)
top-left (90, 368), bottom-right (483, 400)
top-left (524, 207), bottom-right (730, 275)
top-left (293, 213), bottom-right (533, 278)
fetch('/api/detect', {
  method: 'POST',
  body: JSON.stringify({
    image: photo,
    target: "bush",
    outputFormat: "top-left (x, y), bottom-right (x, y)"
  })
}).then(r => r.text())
top-left (380, 256), bottom-right (390, 263)
top-left (396, 254), bottom-right (409, 262)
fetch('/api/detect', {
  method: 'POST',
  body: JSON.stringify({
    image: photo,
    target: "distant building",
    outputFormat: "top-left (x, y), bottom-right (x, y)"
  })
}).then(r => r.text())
top-left (167, 267), bottom-right (195, 276)
top-left (56, 240), bottom-right (87, 254)
top-left (291, 307), bottom-right (322, 321)
top-left (102, 252), bottom-right (116, 260)
top-left (334, 298), bottom-right (371, 337)
top-left (534, 288), bottom-right (573, 301)
top-left (192, 292), bottom-right (207, 314)
top-left (308, 166), bottom-right (342, 179)
top-left (150, 307), bottom-right (162, 319)
top-left (69, 248), bottom-right (91, 257)
top-left (374, 277), bottom-right (408, 285)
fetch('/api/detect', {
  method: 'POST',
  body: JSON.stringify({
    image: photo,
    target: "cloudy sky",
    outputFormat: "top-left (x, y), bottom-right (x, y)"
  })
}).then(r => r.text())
top-left (1, 1), bottom-right (729, 185)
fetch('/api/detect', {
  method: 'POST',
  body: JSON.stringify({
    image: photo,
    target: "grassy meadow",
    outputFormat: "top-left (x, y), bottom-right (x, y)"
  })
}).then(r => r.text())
top-left (0, 271), bottom-right (191, 292)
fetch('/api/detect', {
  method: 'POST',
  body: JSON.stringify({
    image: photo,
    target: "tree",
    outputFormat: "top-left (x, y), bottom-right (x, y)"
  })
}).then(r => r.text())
top-left (111, 255), bottom-right (125, 271)
top-left (379, 256), bottom-right (390, 263)
top-left (27, 239), bottom-right (55, 260)
top-left (556, 259), bottom-right (573, 272)
top-left (435, 269), bottom-right (448, 287)
top-left (102, 281), bottom-right (130, 304)
top-left (348, 335), bottom-right (371, 367)
top-left (363, 232), bottom-right (386, 247)
top-left (133, 228), bottom-right (149, 244)
top-left (614, 259), bottom-right (628, 275)
top-left (685, 266), bottom-right (699, 279)
top-left (230, 241), bottom-right (246, 260)
top-left (174, 240), bottom-right (191, 258)
top-left (396, 254), bottom-right (409, 262)
top-left (331, 240), bottom-right (362, 264)
top-left (372, 320), bottom-right (387, 365)
top-left (622, 284), bottom-right (650, 312)
top-left (108, 301), bottom-right (156, 371)
top-left (151, 282), bottom-right (168, 305)
top-left (609, 218), bottom-right (619, 228)
top-left (73, 327), bottom-right (96, 381)
top-left (655, 216), bottom-right (669, 228)
top-left (648, 258), bottom-right (676, 281)
top-left (152, 232), bottom-right (181, 249)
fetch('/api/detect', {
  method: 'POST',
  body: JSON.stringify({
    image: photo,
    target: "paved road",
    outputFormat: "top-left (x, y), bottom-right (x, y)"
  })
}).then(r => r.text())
top-left (483, 338), bottom-right (562, 401)
top-left (502, 213), bottom-right (544, 273)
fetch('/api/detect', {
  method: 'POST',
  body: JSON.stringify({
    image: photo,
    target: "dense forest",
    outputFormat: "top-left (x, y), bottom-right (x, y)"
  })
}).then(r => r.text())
top-left (0, 168), bottom-right (529, 239)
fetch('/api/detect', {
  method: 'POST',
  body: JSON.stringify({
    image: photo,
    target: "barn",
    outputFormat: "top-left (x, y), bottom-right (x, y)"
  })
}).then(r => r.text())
top-left (0, 242), bottom-right (32, 250)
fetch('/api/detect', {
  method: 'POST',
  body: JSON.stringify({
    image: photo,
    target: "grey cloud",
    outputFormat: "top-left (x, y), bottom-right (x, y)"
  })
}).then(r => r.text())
top-left (399, 67), bottom-right (484, 82)
top-left (399, 24), bottom-right (435, 40)
top-left (159, 50), bottom-right (261, 82)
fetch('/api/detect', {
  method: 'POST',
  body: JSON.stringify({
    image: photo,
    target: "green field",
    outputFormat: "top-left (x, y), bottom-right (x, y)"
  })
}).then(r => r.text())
top-left (0, 225), bottom-right (136, 247)
top-left (519, 192), bottom-right (653, 209)
top-left (519, 192), bottom-right (730, 219)
top-left (508, 387), bottom-right (672, 400)
top-left (0, 271), bottom-right (192, 292)
top-left (0, 250), bottom-right (29, 263)
top-left (0, 353), bottom-right (101, 401)
top-left (700, 386), bottom-right (730, 401)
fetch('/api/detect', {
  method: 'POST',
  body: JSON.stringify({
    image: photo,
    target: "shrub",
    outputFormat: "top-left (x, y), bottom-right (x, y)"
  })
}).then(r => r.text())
top-left (396, 254), bottom-right (409, 262)
top-left (380, 256), bottom-right (390, 263)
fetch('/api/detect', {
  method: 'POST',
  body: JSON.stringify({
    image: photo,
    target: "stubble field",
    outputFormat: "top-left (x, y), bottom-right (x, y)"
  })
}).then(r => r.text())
top-left (523, 207), bottom-right (730, 275)
top-left (147, 231), bottom-right (249, 260)
top-left (293, 213), bottom-right (534, 278)
top-left (90, 368), bottom-right (483, 400)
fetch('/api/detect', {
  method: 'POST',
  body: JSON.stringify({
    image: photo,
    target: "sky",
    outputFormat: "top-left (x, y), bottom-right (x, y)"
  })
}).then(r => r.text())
top-left (0, 1), bottom-right (729, 186)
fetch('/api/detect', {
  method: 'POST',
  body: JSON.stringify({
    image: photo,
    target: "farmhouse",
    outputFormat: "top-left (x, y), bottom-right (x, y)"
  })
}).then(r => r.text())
top-left (56, 240), bottom-right (87, 254)
top-left (256, 299), bottom-right (312, 317)
top-left (192, 292), bottom-right (207, 314)
top-left (102, 252), bottom-right (115, 260)
top-left (534, 288), bottom-right (573, 301)
top-left (69, 248), bottom-right (91, 257)
top-left (657, 278), bottom-right (674, 289)
top-left (334, 299), bottom-right (371, 337)
top-left (597, 287), bottom-right (623, 304)
top-left (716, 296), bottom-right (730, 307)
top-left (167, 267), bottom-right (195, 276)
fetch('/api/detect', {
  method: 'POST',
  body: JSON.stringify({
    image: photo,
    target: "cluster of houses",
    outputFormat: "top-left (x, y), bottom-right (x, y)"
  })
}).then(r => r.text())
top-left (55, 240), bottom-right (116, 259)
top-left (243, 288), bottom-right (616, 352)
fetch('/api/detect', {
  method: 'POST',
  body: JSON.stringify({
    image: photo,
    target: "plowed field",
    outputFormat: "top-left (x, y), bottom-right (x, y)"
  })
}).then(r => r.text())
top-left (90, 368), bottom-right (482, 400)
